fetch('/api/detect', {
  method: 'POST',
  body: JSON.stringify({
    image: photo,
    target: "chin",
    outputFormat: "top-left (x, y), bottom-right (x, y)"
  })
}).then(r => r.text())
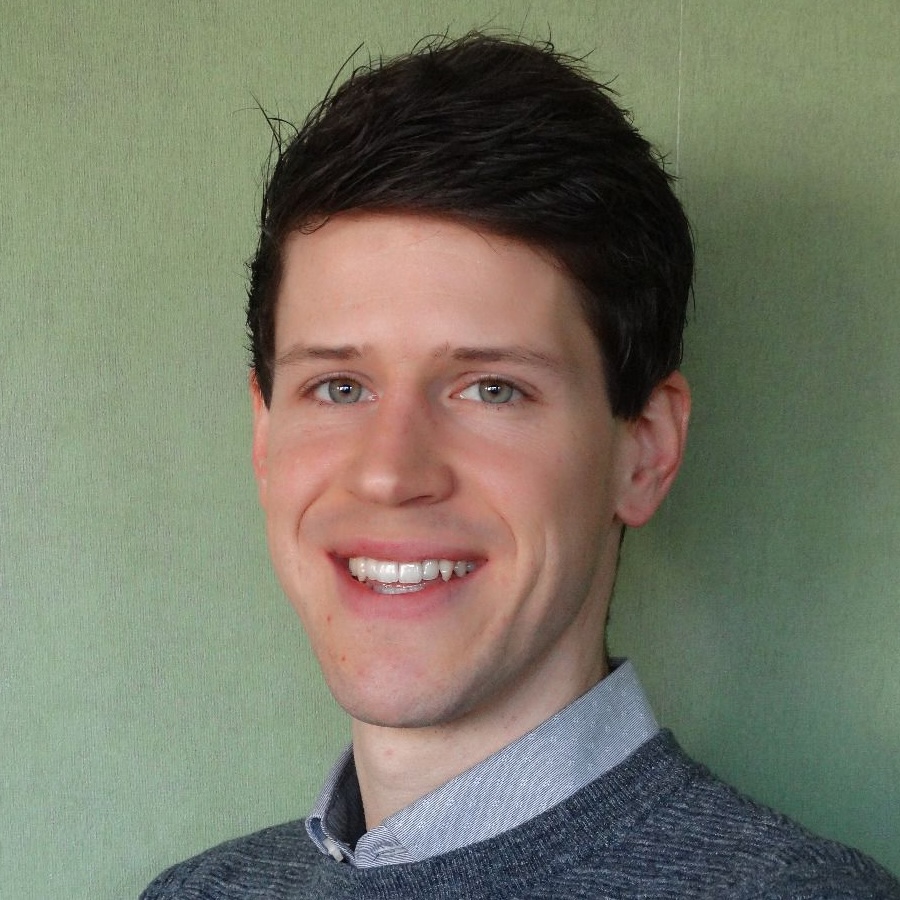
top-left (327, 677), bottom-right (474, 730)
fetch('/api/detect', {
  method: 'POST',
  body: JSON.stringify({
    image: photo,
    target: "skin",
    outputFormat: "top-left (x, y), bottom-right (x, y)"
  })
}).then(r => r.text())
top-left (251, 212), bottom-right (690, 827)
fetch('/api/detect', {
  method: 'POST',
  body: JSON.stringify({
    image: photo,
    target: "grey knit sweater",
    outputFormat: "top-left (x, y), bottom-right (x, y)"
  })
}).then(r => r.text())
top-left (141, 732), bottom-right (900, 899)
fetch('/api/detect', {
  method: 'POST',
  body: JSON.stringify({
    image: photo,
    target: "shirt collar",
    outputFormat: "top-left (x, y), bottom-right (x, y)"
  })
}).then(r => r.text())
top-left (306, 659), bottom-right (658, 866)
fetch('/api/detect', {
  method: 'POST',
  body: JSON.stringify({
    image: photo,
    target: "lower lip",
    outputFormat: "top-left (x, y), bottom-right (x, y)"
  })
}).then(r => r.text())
top-left (333, 559), bottom-right (474, 620)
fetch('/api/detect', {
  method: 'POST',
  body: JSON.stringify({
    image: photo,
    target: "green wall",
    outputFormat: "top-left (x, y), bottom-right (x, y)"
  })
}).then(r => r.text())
top-left (2, 2), bottom-right (897, 896)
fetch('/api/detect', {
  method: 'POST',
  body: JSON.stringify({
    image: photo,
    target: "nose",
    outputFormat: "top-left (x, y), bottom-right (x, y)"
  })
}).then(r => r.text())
top-left (344, 391), bottom-right (455, 507)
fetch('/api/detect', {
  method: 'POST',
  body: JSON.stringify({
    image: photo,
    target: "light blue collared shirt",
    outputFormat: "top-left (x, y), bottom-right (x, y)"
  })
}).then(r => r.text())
top-left (306, 660), bottom-right (658, 867)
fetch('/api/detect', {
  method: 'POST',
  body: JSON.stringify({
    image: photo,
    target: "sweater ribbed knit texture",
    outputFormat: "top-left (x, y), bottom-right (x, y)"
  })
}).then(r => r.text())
top-left (141, 732), bottom-right (900, 899)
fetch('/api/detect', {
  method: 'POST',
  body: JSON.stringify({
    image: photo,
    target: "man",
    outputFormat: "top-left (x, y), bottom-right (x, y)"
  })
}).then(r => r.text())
top-left (143, 33), bottom-right (900, 899)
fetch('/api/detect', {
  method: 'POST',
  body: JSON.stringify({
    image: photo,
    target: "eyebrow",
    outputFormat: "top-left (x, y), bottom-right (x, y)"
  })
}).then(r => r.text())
top-left (448, 345), bottom-right (573, 376)
top-left (273, 342), bottom-right (572, 375)
top-left (273, 344), bottom-right (361, 369)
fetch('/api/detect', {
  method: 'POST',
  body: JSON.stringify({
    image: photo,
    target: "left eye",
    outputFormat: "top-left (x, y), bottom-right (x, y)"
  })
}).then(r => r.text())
top-left (313, 378), bottom-right (371, 404)
top-left (458, 379), bottom-right (521, 404)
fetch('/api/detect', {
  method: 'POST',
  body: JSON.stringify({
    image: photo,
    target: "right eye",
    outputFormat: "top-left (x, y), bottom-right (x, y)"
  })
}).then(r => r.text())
top-left (457, 378), bottom-right (523, 405)
top-left (312, 378), bottom-right (372, 404)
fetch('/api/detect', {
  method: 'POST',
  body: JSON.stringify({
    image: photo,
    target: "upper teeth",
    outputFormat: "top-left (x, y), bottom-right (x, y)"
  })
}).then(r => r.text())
top-left (349, 557), bottom-right (474, 585)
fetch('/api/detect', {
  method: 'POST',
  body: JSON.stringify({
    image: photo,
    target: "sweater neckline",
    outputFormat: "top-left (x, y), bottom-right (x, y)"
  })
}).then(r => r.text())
top-left (307, 730), bottom-right (697, 900)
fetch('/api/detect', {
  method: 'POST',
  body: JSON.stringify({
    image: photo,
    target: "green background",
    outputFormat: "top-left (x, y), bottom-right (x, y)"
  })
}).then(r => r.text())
top-left (2, 2), bottom-right (897, 897)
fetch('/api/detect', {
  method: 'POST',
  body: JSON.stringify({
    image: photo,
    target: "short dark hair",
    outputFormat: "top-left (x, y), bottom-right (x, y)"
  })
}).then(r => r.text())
top-left (247, 32), bottom-right (693, 419)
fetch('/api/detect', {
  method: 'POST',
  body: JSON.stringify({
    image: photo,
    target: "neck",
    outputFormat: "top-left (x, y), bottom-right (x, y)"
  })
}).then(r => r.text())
top-left (351, 653), bottom-right (608, 829)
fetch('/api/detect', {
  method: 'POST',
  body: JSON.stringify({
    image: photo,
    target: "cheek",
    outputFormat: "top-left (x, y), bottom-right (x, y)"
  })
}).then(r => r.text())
top-left (260, 444), bottom-right (336, 586)
top-left (266, 430), bottom-right (341, 511)
top-left (479, 425), bottom-right (610, 529)
top-left (536, 447), bottom-right (619, 565)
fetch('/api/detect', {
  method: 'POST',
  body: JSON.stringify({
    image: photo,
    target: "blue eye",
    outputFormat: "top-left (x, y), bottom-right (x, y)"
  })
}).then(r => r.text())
top-left (459, 379), bottom-right (520, 404)
top-left (313, 378), bottom-right (368, 404)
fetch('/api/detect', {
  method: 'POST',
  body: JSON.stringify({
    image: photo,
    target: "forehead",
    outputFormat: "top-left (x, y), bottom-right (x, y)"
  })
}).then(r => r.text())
top-left (274, 212), bottom-right (602, 373)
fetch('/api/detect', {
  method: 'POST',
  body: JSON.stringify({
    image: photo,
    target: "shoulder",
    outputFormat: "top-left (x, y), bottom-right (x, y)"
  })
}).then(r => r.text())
top-left (140, 819), bottom-right (323, 900)
top-left (566, 731), bottom-right (900, 899)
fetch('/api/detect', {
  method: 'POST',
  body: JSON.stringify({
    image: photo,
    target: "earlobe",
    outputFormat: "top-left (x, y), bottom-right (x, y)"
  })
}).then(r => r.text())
top-left (615, 371), bottom-right (691, 528)
top-left (250, 371), bottom-right (270, 505)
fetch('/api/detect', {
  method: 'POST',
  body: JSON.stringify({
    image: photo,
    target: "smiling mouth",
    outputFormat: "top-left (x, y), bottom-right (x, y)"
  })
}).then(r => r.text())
top-left (348, 557), bottom-right (476, 594)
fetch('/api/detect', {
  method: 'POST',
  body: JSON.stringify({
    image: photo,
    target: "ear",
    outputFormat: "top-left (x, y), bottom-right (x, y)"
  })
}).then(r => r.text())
top-left (249, 370), bottom-right (270, 507)
top-left (614, 371), bottom-right (691, 528)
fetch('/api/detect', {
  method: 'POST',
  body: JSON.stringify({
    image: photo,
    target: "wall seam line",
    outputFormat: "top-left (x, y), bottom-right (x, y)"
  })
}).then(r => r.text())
top-left (675, 0), bottom-right (684, 177)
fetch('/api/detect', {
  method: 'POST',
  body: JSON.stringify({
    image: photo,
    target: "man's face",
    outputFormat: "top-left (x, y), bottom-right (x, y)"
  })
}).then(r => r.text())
top-left (252, 212), bottom-right (641, 733)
